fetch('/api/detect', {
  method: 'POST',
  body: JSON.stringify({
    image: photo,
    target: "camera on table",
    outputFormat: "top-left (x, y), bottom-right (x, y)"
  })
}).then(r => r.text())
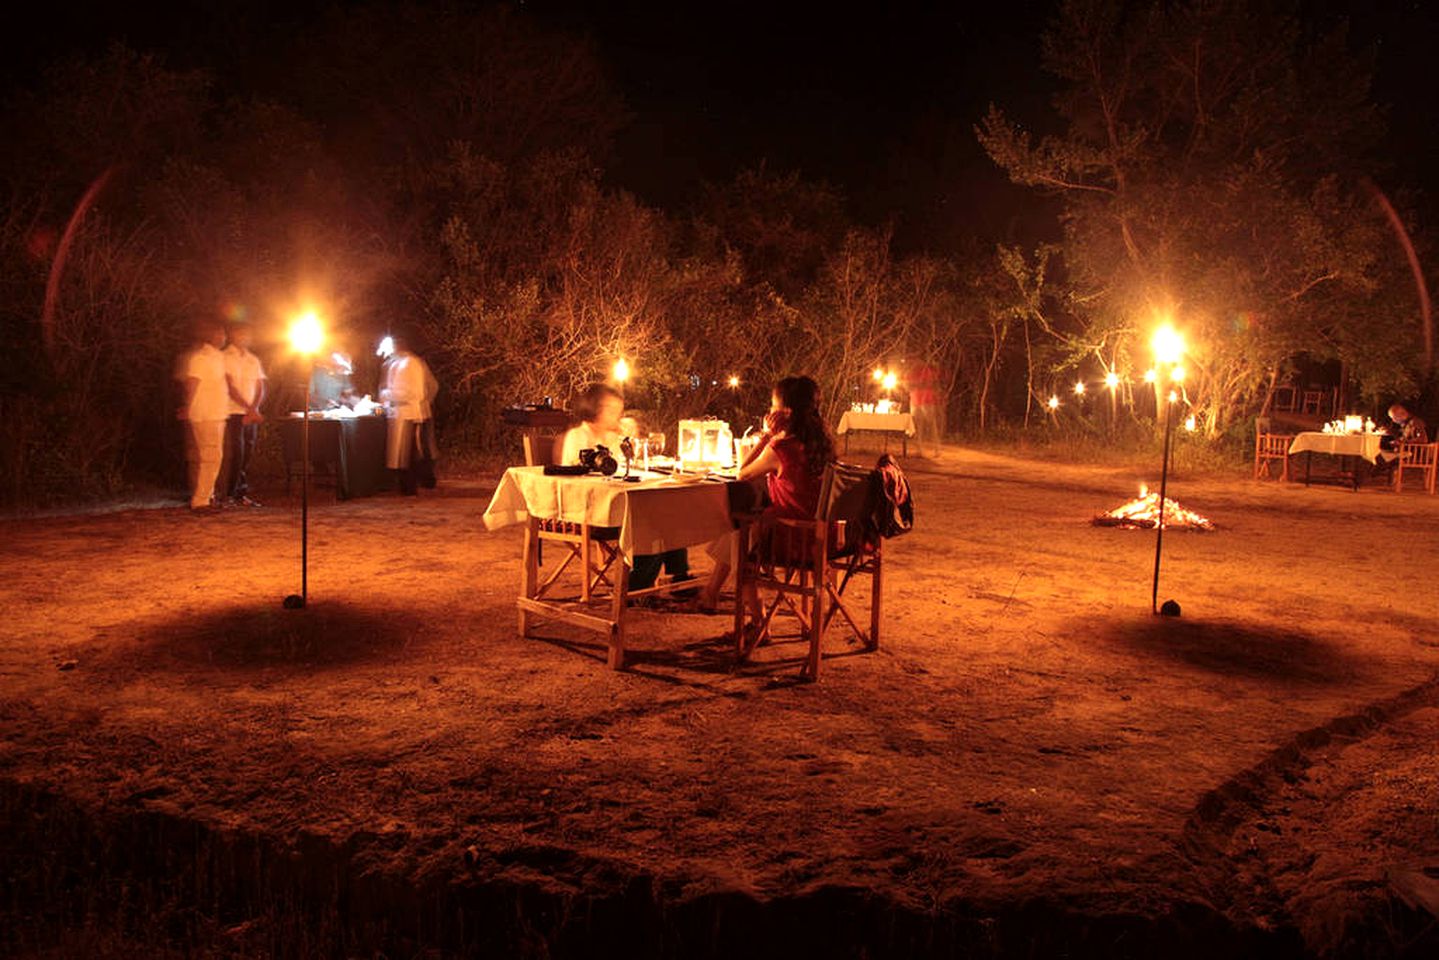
top-left (578, 445), bottom-right (619, 476)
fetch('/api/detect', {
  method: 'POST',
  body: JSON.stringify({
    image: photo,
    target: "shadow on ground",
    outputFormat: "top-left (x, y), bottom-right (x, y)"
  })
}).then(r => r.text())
top-left (97, 600), bottom-right (428, 672)
top-left (1098, 616), bottom-right (1363, 685)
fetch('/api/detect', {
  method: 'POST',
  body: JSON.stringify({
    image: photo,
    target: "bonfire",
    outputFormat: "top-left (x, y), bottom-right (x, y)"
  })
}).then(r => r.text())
top-left (1093, 485), bottom-right (1215, 531)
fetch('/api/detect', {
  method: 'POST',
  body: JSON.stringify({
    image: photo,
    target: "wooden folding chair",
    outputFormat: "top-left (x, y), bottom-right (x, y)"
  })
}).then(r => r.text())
top-left (1393, 441), bottom-right (1437, 494)
top-left (1253, 430), bottom-right (1294, 481)
top-left (733, 462), bottom-right (882, 680)
top-left (522, 430), bottom-right (622, 605)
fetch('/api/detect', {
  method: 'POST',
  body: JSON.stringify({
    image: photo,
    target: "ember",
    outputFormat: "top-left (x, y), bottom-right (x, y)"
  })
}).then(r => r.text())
top-left (1094, 485), bottom-right (1215, 531)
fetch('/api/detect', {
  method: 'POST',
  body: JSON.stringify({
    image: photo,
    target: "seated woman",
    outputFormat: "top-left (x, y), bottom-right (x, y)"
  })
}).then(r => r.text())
top-left (559, 384), bottom-right (692, 595)
top-left (696, 375), bottom-right (836, 613)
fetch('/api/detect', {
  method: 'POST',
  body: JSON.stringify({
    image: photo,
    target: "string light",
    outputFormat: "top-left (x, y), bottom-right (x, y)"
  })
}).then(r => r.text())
top-left (1105, 372), bottom-right (1120, 390)
top-left (1047, 395), bottom-right (1060, 410)
top-left (1073, 381), bottom-right (1086, 396)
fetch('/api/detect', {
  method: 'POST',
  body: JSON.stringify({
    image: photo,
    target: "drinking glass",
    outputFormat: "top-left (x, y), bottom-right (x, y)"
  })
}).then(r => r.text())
top-left (648, 432), bottom-right (666, 457)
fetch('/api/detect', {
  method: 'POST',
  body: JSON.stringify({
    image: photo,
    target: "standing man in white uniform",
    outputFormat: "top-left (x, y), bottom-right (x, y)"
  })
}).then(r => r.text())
top-left (379, 333), bottom-right (438, 495)
top-left (179, 320), bottom-right (229, 512)
top-left (221, 321), bottom-right (267, 506)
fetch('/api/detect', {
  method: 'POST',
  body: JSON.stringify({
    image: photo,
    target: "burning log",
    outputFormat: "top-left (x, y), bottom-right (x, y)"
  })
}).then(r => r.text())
top-left (1093, 485), bottom-right (1215, 531)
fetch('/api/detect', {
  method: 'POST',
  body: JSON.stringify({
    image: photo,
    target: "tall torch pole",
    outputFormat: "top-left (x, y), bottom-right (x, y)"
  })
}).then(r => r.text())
top-left (301, 369), bottom-right (310, 606)
top-left (285, 311), bottom-right (323, 610)
top-left (1148, 323), bottom-right (1185, 615)
top-left (1151, 387), bottom-right (1175, 613)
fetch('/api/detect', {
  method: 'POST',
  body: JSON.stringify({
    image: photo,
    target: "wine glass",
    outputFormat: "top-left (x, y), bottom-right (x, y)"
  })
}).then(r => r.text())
top-left (647, 432), bottom-right (666, 457)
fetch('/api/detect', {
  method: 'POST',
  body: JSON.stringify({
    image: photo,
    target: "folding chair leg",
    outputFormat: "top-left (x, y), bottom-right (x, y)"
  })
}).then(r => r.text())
top-left (519, 520), bottom-right (539, 637)
top-left (608, 560), bottom-right (628, 670)
top-left (804, 557), bottom-right (825, 680)
top-left (580, 526), bottom-right (593, 603)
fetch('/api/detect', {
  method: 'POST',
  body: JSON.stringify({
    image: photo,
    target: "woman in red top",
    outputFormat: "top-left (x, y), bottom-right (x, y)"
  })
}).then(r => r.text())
top-left (696, 375), bottom-right (835, 612)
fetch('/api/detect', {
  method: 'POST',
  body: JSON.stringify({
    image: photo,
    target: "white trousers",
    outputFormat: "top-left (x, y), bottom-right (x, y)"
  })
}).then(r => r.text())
top-left (189, 420), bottom-right (225, 508)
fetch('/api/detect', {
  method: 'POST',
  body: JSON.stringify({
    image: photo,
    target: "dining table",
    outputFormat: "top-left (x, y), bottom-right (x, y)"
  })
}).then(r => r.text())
top-left (483, 464), bottom-right (756, 669)
top-left (835, 410), bottom-right (917, 456)
top-left (1287, 431), bottom-right (1386, 490)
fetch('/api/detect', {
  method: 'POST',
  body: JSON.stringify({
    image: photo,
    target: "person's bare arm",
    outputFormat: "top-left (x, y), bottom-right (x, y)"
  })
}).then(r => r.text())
top-left (225, 375), bottom-right (248, 409)
top-left (737, 443), bottom-right (781, 482)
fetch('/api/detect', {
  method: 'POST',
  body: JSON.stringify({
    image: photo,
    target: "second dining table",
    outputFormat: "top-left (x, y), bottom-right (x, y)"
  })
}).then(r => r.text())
top-left (1287, 430), bottom-right (1386, 490)
top-left (483, 464), bottom-right (755, 668)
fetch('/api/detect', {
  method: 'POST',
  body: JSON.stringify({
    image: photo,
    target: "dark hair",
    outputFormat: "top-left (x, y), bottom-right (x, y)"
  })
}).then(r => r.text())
top-left (573, 383), bottom-right (622, 425)
top-left (774, 375), bottom-right (835, 475)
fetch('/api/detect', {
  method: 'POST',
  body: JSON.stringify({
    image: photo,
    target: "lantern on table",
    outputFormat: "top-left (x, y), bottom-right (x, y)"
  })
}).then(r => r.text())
top-left (677, 418), bottom-right (734, 469)
top-left (1344, 414), bottom-right (1363, 434)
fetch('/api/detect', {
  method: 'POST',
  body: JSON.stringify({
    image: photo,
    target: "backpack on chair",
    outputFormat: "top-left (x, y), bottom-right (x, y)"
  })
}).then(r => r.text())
top-left (872, 453), bottom-right (914, 538)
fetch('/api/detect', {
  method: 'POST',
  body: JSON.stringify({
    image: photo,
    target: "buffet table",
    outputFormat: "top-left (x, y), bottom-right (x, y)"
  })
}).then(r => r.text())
top-left (835, 410), bottom-right (917, 456)
top-left (279, 413), bottom-right (391, 500)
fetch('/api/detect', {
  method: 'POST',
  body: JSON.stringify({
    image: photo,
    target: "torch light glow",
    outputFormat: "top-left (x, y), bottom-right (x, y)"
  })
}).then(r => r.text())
top-left (1105, 371), bottom-right (1120, 389)
top-left (881, 372), bottom-right (898, 392)
top-left (1170, 366), bottom-right (1186, 383)
top-left (1184, 415), bottom-right (1197, 432)
top-left (873, 367), bottom-right (885, 382)
top-left (727, 375), bottom-right (740, 388)
top-left (1047, 395), bottom-right (1060, 410)
top-left (289, 311), bottom-right (324, 355)
top-left (1143, 368), bottom-right (1158, 383)
top-left (1167, 389), bottom-right (1179, 403)
top-left (1151, 323), bottom-right (1185, 365)
top-left (613, 357), bottom-right (630, 383)
top-left (1074, 381), bottom-right (1086, 395)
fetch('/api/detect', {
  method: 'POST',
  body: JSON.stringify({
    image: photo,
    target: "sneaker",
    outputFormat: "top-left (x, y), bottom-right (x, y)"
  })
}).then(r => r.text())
top-left (237, 495), bottom-right (262, 508)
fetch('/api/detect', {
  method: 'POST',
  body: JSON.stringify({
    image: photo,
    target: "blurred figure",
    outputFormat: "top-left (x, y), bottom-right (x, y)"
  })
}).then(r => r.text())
top-left (311, 351), bottom-right (355, 409)
top-left (559, 383), bottom-right (624, 464)
top-left (379, 333), bottom-right (438, 495)
top-left (908, 359), bottom-right (941, 457)
top-left (559, 384), bottom-right (692, 595)
top-left (177, 319), bottom-right (229, 512)
top-left (220, 321), bottom-right (267, 506)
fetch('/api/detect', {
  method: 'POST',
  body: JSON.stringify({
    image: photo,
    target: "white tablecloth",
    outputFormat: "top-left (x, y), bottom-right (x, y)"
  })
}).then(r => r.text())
top-left (835, 411), bottom-right (917, 437)
top-left (1288, 432), bottom-right (1384, 464)
top-left (483, 466), bottom-right (734, 561)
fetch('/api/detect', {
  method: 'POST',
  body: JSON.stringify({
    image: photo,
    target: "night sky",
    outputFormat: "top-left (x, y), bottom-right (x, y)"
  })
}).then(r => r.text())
top-left (5, 0), bottom-right (1437, 250)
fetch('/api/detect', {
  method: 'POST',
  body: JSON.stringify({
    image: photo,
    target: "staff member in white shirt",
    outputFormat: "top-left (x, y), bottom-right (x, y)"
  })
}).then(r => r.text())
top-left (221, 321), bottom-right (267, 506)
top-left (179, 320), bottom-right (230, 512)
top-left (379, 333), bottom-right (438, 495)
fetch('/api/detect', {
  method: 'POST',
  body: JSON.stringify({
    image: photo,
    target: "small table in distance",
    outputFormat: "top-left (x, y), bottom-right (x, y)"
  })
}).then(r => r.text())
top-left (835, 410), bottom-right (917, 456)
top-left (1287, 431), bottom-right (1385, 491)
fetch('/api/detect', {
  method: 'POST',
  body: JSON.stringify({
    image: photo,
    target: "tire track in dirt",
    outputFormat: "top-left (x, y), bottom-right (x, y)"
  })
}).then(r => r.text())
top-left (1176, 670), bottom-right (1439, 950)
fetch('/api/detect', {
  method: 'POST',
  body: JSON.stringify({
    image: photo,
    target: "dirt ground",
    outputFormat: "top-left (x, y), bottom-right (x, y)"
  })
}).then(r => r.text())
top-left (2, 444), bottom-right (1437, 958)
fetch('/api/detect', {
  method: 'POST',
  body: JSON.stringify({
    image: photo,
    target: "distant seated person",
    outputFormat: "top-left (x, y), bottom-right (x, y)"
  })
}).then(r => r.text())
top-left (560, 384), bottom-right (694, 597)
top-left (1380, 403), bottom-right (1429, 453)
